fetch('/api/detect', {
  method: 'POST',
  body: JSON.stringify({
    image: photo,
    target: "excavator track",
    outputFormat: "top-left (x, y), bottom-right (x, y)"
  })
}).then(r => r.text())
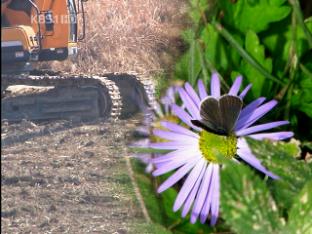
top-left (1, 71), bottom-right (156, 122)
top-left (104, 72), bottom-right (157, 119)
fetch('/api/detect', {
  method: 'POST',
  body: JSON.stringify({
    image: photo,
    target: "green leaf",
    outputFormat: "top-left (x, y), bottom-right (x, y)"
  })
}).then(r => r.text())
top-left (189, 0), bottom-right (209, 24)
top-left (247, 138), bottom-right (312, 211)
top-left (291, 62), bottom-right (312, 119)
top-left (130, 222), bottom-right (173, 234)
top-left (175, 31), bottom-right (201, 83)
top-left (241, 31), bottom-right (273, 97)
top-left (219, 0), bottom-right (291, 34)
top-left (221, 162), bottom-right (283, 234)
top-left (201, 24), bottom-right (229, 72)
top-left (131, 159), bottom-right (165, 224)
top-left (262, 17), bottom-right (312, 74)
top-left (129, 147), bottom-right (171, 155)
top-left (200, 24), bottom-right (240, 74)
top-left (189, 40), bottom-right (201, 85)
top-left (284, 181), bottom-right (312, 234)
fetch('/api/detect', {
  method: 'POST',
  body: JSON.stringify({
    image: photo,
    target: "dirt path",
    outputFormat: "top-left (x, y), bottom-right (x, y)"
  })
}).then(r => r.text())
top-left (1, 117), bottom-right (150, 234)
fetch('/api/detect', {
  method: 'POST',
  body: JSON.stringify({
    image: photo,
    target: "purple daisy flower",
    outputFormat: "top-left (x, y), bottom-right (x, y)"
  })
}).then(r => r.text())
top-left (130, 85), bottom-right (181, 173)
top-left (150, 73), bottom-right (293, 225)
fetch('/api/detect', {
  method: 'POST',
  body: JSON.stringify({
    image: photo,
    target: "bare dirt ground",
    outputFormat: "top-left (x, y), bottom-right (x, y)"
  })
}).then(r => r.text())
top-left (45, 0), bottom-right (188, 74)
top-left (1, 117), bottom-right (151, 234)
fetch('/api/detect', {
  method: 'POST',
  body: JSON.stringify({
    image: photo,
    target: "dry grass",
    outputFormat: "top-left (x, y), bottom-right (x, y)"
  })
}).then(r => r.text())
top-left (47, 0), bottom-right (188, 74)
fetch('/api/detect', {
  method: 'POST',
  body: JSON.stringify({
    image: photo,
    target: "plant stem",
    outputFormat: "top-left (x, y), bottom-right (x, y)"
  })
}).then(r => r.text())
top-left (213, 22), bottom-right (285, 86)
top-left (300, 63), bottom-right (312, 78)
top-left (196, 41), bottom-right (210, 85)
top-left (285, 9), bottom-right (298, 120)
top-left (288, 0), bottom-right (312, 48)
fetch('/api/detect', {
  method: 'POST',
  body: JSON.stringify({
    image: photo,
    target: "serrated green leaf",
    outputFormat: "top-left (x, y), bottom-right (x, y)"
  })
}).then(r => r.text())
top-left (291, 70), bottom-right (312, 118)
top-left (247, 138), bottom-right (312, 211)
top-left (241, 31), bottom-right (273, 97)
top-left (284, 181), bottom-right (312, 234)
top-left (219, 0), bottom-right (291, 34)
top-left (221, 162), bottom-right (283, 234)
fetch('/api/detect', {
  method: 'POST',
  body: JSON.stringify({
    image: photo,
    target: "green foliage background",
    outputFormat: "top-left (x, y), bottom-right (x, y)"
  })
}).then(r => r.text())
top-left (175, 0), bottom-right (312, 142)
top-left (132, 0), bottom-right (312, 233)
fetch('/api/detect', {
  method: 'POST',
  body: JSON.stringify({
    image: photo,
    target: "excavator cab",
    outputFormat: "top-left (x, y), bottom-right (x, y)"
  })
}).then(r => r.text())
top-left (1, 0), bottom-right (87, 70)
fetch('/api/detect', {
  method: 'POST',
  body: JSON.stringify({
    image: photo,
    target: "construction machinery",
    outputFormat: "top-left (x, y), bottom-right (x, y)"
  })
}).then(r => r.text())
top-left (1, 0), bottom-right (155, 122)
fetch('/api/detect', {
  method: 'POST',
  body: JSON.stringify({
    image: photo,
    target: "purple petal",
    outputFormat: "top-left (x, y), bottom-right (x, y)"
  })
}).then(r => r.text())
top-left (228, 75), bottom-right (242, 96)
top-left (190, 164), bottom-right (214, 223)
top-left (182, 164), bottom-right (206, 217)
top-left (150, 141), bottom-right (196, 150)
top-left (173, 159), bottom-right (206, 211)
top-left (236, 121), bottom-right (289, 136)
top-left (210, 165), bottom-right (220, 226)
top-left (135, 153), bottom-right (152, 163)
top-left (157, 158), bottom-right (200, 193)
top-left (160, 121), bottom-right (199, 138)
top-left (237, 97), bottom-right (266, 122)
top-left (210, 73), bottom-right (221, 98)
top-left (237, 139), bottom-right (279, 179)
top-left (239, 84), bottom-right (252, 99)
top-left (249, 131), bottom-right (294, 141)
top-left (161, 87), bottom-right (176, 107)
top-left (152, 148), bottom-right (198, 164)
top-left (185, 82), bottom-right (201, 108)
top-left (178, 87), bottom-right (200, 119)
top-left (171, 104), bottom-right (201, 131)
top-left (236, 100), bottom-right (278, 131)
top-left (153, 153), bottom-right (201, 176)
top-left (199, 164), bottom-right (218, 224)
top-left (198, 79), bottom-right (208, 100)
top-left (153, 129), bottom-right (198, 142)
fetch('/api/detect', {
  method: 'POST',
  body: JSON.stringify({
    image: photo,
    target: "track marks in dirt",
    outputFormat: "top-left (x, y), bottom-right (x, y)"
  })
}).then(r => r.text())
top-left (1, 118), bottom-right (148, 233)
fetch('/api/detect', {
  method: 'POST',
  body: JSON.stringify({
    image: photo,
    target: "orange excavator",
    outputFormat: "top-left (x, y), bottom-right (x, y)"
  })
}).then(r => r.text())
top-left (1, 0), bottom-right (155, 122)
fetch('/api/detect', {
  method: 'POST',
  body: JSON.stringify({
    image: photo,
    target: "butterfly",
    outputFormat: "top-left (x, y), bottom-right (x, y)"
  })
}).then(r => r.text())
top-left (191, 95), bottom-right (243, 136)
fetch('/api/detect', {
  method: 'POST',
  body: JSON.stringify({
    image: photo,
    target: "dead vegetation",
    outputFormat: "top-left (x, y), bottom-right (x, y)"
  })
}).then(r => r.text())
top-left (46, 0), bottom-right (188, 74)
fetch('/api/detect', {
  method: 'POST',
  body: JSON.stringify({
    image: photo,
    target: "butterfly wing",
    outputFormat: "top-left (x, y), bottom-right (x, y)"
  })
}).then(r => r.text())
top-left (191, 119), bottom-right (227, 135)
top-left (219, 95), bottom-right (243, 133)
top-left (199, 97), bottom-right (222, 131)
top-left (198, 95), bottom-right (243, 134)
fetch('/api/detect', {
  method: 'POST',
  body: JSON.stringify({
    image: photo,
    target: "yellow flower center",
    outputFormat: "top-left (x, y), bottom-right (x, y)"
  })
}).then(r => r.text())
top-left (199, 130), bottom-right (237, 163)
